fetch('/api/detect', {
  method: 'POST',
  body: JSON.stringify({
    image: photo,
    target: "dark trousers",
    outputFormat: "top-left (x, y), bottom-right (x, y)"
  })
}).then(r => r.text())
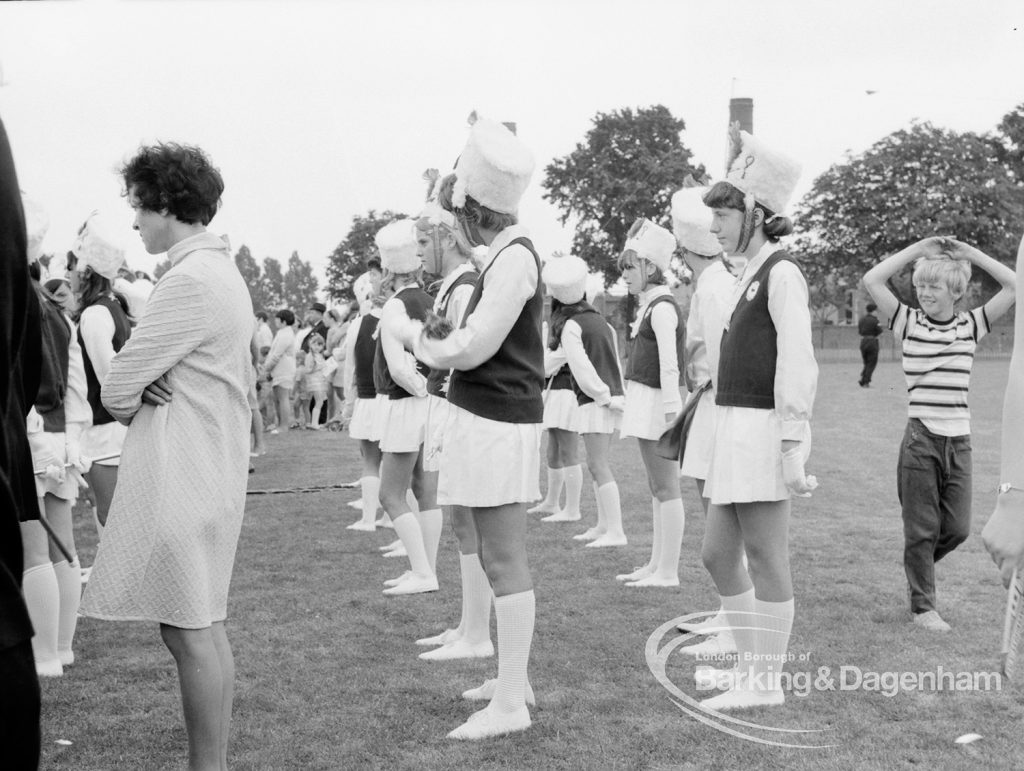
top-left (859, 337), bottom-right (879, 386)
top-left (0, 639), bottom-right (41, 770)
top-left (896, 419), bottom-right (972, 613)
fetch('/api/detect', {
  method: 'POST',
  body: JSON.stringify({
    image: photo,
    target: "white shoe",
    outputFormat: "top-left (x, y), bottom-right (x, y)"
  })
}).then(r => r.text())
top-left (384, 571), bottom-right (412, 587)
top-left (573, 527), bottom-right (604, 541)
top-left (376, 516), bottom-right (393, 529)
top-left (678, 633), bottom-right (737, 658)
top-left (527, 501), bottom-right (560, 516)
top-left (382, 546), bottom-right (408, 558)
top-left (348, 499), bottom-right (363, 510)
top-left (379, 539), bottom-right (402, 552)
top-left (462, 678), bottom-right (536, 707)
top-left (347, 521), bottom-right (377, 532)
top-left (586, 533), bottom-right (627, 548)
top-left (419, 639), bottom-right (494, 661)
top-left (694, 665), bottom-right (738, 691)
top-left (36, 659), bottom-right (63, 678)
top-left (625, 574), bottom-right (679, 588)
top-left (677, 611), bottom-right (726, 635)
top-left (615, 565), bottom-right (653, 582)
top-left (447, 704), bottom-right (531, 740)
top-left (416, 628), bottom-right (461, 647)
top-left (541, 510), bottom-right (581, 523)
top-left (79, 566), bottom-right (92, 584)
top-left (700, 684), bottom-right (784, 711)
top-left (59, 649), bottom-right (75, 668)
top-left (382, 574), bottom-right (438, 595)
top-left (913, 610), bottom-right (952, 632)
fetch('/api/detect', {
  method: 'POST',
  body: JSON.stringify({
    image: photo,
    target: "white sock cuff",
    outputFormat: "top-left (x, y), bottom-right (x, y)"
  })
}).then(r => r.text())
top-left (24, 563), bottom-right (53, 578)
top-left (755, 597), bottom-right (795, 630)
top-left (721, 587), bottom-right (756, 611)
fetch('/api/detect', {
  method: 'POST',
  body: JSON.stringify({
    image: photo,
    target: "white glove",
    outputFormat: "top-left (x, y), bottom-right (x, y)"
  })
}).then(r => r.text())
top-left (782, 446), bottom-right (818, 497)
top-left (607, 395), bottom-right (625, 413)
top-left (42, 463), bottom-right (67, 484)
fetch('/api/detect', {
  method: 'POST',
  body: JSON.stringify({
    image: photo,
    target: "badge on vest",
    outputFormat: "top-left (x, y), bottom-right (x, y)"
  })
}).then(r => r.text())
top-left (745, 280), bottom-right (760, 301)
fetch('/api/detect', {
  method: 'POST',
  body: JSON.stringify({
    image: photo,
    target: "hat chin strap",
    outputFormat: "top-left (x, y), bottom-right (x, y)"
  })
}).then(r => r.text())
top-left (736, 206), bottom-right (757, 255)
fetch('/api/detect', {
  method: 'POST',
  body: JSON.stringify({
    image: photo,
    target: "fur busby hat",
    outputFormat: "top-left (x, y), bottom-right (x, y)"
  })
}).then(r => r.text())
top-left (624, 218), bottom-right (676, 272)
top-left (724, 130), bottom-right (801, 215)
top-left (374, 219), bottom-right (421, 274)
top-left (21, 193), bottom-right (49, 263)
top-left (72, 211), bottom-right (126, 279)
top-left (671, 186), bottom-right (720, 257)
top-left (452, 115), bottom-right (535, 215)
top-left (542, 253), bottom-right (588, 304)
top-left (417, 169), bottom-right (457, 230)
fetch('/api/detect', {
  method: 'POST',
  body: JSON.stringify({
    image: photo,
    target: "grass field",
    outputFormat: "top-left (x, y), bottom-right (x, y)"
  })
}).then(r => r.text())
top-left (38, 360), bottom-right (1024, 770)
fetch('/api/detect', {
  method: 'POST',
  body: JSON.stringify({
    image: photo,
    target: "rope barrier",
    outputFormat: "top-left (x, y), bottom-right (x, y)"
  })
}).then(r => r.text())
top-left (247, 482), bottom-right (360, 496)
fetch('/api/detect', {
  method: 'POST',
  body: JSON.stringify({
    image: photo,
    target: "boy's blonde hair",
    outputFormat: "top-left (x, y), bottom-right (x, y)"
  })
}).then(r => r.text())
top-left (912, 253), bottom-right (971, 300)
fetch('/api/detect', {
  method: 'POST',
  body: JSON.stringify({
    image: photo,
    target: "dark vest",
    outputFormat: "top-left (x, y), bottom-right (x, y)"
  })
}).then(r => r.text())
top-left (36, 289), bottom-right (70, 433)
top-left (373, 286), bottom-right (432, 400)
top-left (78, 295), bottom-right (130, 427)
top-left (563, 305), bottom-right (624, 406)
top-left (447, 237), bottom-right (544, 423)
top-left (427, 269), bottom-right (479, 398)
top-left (623, 294), bottom-right (684, 389)
top-left (716, 251), bottom-right (798, 410)
top-left (353, 313), bottom-right (380, 399)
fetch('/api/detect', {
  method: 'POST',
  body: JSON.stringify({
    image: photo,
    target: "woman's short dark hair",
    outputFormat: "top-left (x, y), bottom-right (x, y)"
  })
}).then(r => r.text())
top-left (120, 142), bottom-right (224, 225)
top-left (255, 311), bottom-right (269, 322)
top-left (44, 278), bottom-right (68, 295)
top-left (276, 309), bottom-right (295, 326)
top-left (437, 173), bottom-right (517, 233)
top-left (701, 180), bottom-right (794, 242)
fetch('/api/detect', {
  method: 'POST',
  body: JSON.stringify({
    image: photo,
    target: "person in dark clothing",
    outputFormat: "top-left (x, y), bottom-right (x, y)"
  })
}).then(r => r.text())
top-left (858, 302), bottom-right (883, 387)
top-left (0, 113), bottom-right (43, 770)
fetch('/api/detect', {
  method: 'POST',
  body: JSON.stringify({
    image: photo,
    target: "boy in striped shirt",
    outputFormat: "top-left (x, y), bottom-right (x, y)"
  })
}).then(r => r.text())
top-left (864, 237), bottom-right (1016, 632)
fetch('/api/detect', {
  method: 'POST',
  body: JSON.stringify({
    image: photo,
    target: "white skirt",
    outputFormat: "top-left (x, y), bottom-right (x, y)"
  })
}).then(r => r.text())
top-left (572, 401), bottom-right (621, 435)
top-left (543, 387), bottom-right (578, 431)
top-left (348, 397), bottom-right (379, 441)
top-left (438, 404), bottom-right (541, 507)
top-left (704, 406), bottom-right (811, 505)
top-left (31, 431), bottom-right (80, 501)
top-left (619, 380), bottom-right (675, 441)
top-left (376, 395), bottom-right (428, 453)
top-left (80, 421), bottom-right (128, 467)
top-left (422, 394), bottom-right (450, 473)
top-left (679, 389), bottom-right (717, 481)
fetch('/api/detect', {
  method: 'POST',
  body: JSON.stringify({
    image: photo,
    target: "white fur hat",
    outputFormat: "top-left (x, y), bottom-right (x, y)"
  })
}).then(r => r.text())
top-left (542, 254), bottom-right (588, 304)
top-left (724, 130), bottom-right (801, 214)
top-left (374, 219), bottom-right (421, 274)
top-left (452, 117), bottom-right (535, 215)
top-left (21, 194), bottom-right (49, 263)
top-left (72, 211), bottom-right (126, 280)
top-left (416, 200), bottom-right (457, 231)
top-left (624, 219), bottom-right (676, 272)
top-left (671, 187), bottom-right (720, 257)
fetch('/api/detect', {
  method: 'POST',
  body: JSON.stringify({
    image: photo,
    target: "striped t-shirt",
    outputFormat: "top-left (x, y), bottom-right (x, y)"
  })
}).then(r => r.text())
top-left (890, 302), bottom-right (990, 436)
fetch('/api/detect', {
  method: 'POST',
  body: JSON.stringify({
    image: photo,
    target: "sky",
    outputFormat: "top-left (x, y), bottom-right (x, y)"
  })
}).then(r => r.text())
top-left (0, 0), bottom-right (1021, 291)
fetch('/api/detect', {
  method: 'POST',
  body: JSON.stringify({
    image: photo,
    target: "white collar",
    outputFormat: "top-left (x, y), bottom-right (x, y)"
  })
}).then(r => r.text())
top-left (482, 224), bottom-right (530, 270)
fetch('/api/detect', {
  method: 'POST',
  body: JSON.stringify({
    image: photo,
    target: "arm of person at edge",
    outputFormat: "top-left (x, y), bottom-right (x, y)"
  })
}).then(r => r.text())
top-left (684, 289), bottom-right (707, 392)
top-left (982, 232), bottom-right (1024, 587)
top-left (952, 240), bottom-right (1017, 325)
top-left (342, 314), bottom-right (361, 414)
top-left (650, 301), bottom-right (682, 422)
top-left (381, 298), bottom-right (427, 397)
top-left (767, 260), bottom-right (818, 450)
top-left (544, 343), bottom-right (567, 378)
top-left (561, 319), bottom-right (611, 405)
top-left (410, 244), bottom-right (538, 371)
top-left (102, 272), bottom-right (207, 423)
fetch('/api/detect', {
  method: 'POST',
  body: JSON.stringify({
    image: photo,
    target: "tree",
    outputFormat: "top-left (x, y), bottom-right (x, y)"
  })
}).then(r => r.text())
top-left (233, 244), bottom-right (269, 311)
top-left (260, 257), bottom-right (284, 311)
top-left (794, 121), bottom-right (1024, 316)
top-left (283, 250), bottom-right (319, 315)
top-left (325, 209), bottom-right (408, 301)
top-left (992, 102), bottom-right (1024, 181)
top-left (542, 105), bottom-right (707, 287)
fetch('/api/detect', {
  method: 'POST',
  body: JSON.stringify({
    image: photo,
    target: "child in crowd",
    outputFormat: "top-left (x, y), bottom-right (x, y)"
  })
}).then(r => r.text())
top-left (616, 219), bottom-right (687, 588)
top-left (864, 235), bottom-right (1015, 632)
top-left (291, 348), bottom-right (308, 429)
top-left (304, 333), bottom-right (329, 430)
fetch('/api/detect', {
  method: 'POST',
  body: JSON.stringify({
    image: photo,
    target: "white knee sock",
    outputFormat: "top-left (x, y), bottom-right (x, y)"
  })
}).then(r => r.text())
top-left (591, 482), bottom-right (607, 533)
top-left (493, 590), bottom-right (535, 713)
top-left (391, 511), bottom-right (432, 577)
top-left (647, 497), bottom-right (662, 570)
top-left (542, 466), bottom-right (565, 507)
top-left (52, 560), bottom-right (81, 663)
top-left (23, 563), bottom-right (61, 667)
top-left (416, 508), bottom-right (443, 574)
top-left (461, 553), bottom-right (493, 645)
top-left (359, 476), bottom-right (380, 525)
top-left (562, 465), bottom-right (583, 517)
top-left (656, 498), bottom-right (684, 579)
top-left (753, 597), bottom-right (794, 692)
top-left (406, 489), bottom-right (420, 513)
top-left (721, 588), bottom-right (756, 676)
top-left (597, 482), bottom-right (624, 538)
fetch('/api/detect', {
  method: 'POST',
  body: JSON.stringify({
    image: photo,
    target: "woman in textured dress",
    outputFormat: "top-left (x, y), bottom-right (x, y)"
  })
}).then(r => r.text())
top-left (695, 125), bottom-right (817, 711)
top-left (80, 143), bottom-right (252, 771)
top-left (403, 116), bottom-right (541, 740)
top-left (264, 309), bottom-right (297, 433)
